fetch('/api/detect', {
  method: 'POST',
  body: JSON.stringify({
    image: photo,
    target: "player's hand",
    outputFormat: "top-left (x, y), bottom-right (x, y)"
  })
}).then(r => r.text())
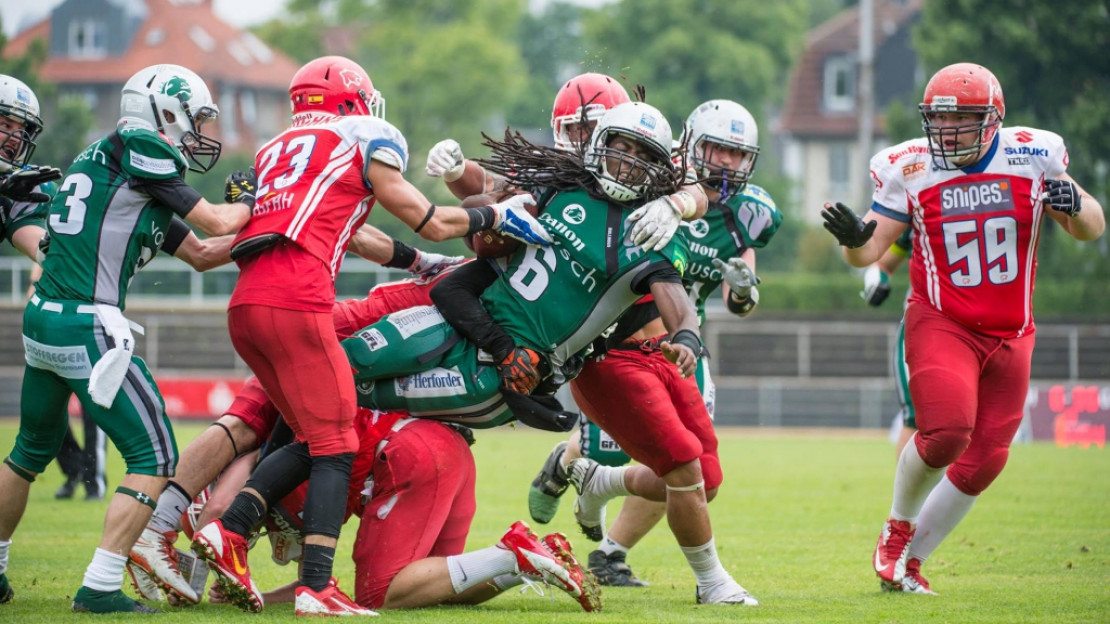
top-left (208, 583), bottom-right (228, 604)
top-left (1041, 178), bottom-right (1081, 216)
top-left (426, 139), bottom-right (466, 182)
top-left (821, 202), bottom-right (876, 248)
top-left (225, 168), bottom-right (257, 208)
top-left (36, 232), bottom-right (50, 264)
top-left (861, 265), bottom-right (891, 306)
top-left (627, 195), bottom-right (683, 252)
top-left (0, 166), bottom-right (61, 203)
top-left (498, 346), bottom-right (543, 394)
top-left (712, 256), bottom-right (759, 299)
top-left (408, 250), bottom-right (464, 281)
top-left (491, 193), bottom-right (553, 246)
top-left (660, 341), bottom-right (697, 378)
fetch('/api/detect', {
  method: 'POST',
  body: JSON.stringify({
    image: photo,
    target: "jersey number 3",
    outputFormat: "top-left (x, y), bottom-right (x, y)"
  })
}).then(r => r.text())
top-left (50, 173), bottom-right (94, 235)
top-left (942, 216), bottom-right (1018, 287)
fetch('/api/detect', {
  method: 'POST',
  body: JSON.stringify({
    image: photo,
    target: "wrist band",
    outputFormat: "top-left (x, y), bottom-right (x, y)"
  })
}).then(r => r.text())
top-left (670, 328), bottom-right (703, 356)
top-left (384, 239), bottom-right (418, 269)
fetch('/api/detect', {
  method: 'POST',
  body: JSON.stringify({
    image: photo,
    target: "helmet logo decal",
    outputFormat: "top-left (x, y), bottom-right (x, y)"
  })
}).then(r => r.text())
top-left (339, 69), bottom-right (363, 89)
top-left (638, 113), bottom-right (657, 131)
top-left (160, 76), bottom-right (193, 101)
top-left (562, 204), bottom-right (587, 225)
top-left (928, 95), bottom-right (957, 111)
top-left (730, 119), bottom-right (745, 134)
top-left (14, 87), bottom-right (31, 107)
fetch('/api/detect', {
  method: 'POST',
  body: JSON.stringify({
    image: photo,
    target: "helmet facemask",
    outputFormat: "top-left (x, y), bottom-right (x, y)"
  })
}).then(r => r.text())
top-left (919, 105), bottom-right (1000, 171)
top-left (0, 113), bottom-right (40, 172)
top-left (151, 92), bottom-right (222, 174)
top-left (692, 138), bottom-right (759, 200)
top-left (593, 130), bottom-right (673, 203)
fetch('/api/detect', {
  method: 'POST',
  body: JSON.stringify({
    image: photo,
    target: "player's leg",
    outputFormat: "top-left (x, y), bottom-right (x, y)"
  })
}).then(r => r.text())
top-left (81, 415), bottom-right (108, 500)
top-left (893, 319), bottom-right (918, 457)
top-left (53, 423), bottom-right (83, 499)
top-left (0, 364), bottom-right (73, 604)
top-left (903, 331), bottom-right (1034, 594)
top-left (590, 495), bottom-right (662, 587)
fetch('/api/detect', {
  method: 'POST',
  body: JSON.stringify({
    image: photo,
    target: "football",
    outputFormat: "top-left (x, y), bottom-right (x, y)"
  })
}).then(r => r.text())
top-left (461, 190), bottom-right (538, 258)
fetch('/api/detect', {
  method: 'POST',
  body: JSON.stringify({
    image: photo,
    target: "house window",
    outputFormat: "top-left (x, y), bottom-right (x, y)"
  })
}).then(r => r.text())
top-left (823, 56), bottom-right (855, 113)
top-left (68, 20), bottom-right (107, 59)
top-left (829, 142), bottom-right (851, 194)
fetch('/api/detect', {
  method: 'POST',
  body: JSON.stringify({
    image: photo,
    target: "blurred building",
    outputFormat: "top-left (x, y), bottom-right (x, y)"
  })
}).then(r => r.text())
top-left (780, 0), bottom-right (924, 224)
top-left (3, 0), bottom-right (301, 153)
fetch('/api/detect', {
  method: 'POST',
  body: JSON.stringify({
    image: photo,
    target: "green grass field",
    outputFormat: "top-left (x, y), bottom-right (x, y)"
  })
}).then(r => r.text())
top-left (0, 421), bottom-right (1107, 623)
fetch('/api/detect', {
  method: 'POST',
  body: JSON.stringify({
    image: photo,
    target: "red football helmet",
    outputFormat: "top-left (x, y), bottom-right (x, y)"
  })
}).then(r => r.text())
top-left (918, 63), bottom-right (1005, 169)
top-left (289, 56), bottom-right (384, 118)
top-left (551, 73), bottom-right (630, 150)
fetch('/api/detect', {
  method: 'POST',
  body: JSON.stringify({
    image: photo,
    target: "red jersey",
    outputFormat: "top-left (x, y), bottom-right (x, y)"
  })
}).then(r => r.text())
top-left (231, 112), bottom-right (409, 311)
top-left (869, 127), bottom-right (1068, 338)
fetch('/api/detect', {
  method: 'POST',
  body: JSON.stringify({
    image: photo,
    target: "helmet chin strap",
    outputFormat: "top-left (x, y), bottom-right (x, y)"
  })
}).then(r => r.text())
top-left (147, 95), bottom-right (167, 135)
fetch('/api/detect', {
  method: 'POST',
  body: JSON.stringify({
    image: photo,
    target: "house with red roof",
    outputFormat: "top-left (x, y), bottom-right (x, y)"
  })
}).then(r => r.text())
top-left (4, 0), bottom-right (302, 153)
top-left (779, 0), bottom-right (924, 223)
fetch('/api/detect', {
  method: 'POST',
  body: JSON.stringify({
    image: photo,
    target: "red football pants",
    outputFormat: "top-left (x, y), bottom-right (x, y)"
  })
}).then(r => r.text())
top-left (905, 302), bottom-right (1035, 496)
top-left (352, 419), bottom-right (476, 608)
top-left (570, 344), bottom-right (722, 489)
top-left (228, 305), bottom-right (357, 456)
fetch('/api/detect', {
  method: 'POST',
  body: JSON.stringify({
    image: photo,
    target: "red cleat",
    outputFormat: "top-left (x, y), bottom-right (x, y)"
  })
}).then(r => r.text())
top-left (497, 521), bottom-right (602, 612)
top-left (873, 518), bottom-right (915, 585)
top-left (191, 520), bottom-right (263, 613)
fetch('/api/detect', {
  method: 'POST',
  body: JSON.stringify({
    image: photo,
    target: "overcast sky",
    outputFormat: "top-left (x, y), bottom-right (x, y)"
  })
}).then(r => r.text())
top-left (0, 0), bottom-right (290, 37)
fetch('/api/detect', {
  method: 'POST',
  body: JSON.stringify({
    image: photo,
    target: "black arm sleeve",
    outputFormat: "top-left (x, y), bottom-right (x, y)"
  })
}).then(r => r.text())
top-left (630, 261), bottom-right (683, 295)
top-left (130, 176), bottom-right (203, 218)
top-left (160, 218), bottom-right (192, 255)
top-left (429, 259), bottom-right (516, 361)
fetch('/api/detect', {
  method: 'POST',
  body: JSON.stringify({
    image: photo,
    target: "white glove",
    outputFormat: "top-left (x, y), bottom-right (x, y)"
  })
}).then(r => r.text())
top-left (627, 196), bottom-right (682, 252)
top-left (491, 193), bottom-right (553, 246)
top-left (426, 139), bottom-right (466, 182)
top-left (409, 250), bottom-right (465, 282)
top-left (712, 256), bottom-right (759, 298)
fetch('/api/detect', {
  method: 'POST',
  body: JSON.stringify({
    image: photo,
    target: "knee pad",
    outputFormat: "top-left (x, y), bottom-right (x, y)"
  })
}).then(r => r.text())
top-left (915, 426), bottom-right (973, 468)
top-left (699, 452), bottom-right (723, 491)
top-left (947, 447), bottom-right (1010, 496)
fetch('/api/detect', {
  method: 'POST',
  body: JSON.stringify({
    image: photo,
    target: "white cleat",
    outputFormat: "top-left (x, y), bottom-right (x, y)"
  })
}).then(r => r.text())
top-left (129, 528), bottom-right (199, 604)
top-left (125, 559), bottom-right (165, 602)
top-left (567, 458), bottom-right (608, 542)
top-left (696, 579), bottom-right (761, 606)
top-left (294, 578), bottom-right (378, 616)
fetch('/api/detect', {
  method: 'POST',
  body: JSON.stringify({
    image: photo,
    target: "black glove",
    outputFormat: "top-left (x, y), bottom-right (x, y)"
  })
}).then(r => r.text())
top-left (821, 202), bottom-right (877, 249)
top-left (1042, 178), bottom-right (1081, 216)
top-left (498, 347), bottom-right (543, 394)
top-left (0, 166), bottom-right (62, 203)
top-left (225, 168), bottom-right (258, 208)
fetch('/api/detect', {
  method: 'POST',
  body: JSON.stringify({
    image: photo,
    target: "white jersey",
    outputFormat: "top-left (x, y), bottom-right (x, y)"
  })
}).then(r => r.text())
top-left (869, 127), bottom-right (1068, 338)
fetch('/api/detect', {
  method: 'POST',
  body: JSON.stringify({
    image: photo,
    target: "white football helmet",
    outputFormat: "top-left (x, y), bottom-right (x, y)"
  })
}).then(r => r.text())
top-left (119, 64), bottom-right (222, 173)
top-left (584, 101), bottom-right (675, 203)
top-left (684, 99), bottom-right (760, 199)
top-left (0, 75), bottom-right (43, 172)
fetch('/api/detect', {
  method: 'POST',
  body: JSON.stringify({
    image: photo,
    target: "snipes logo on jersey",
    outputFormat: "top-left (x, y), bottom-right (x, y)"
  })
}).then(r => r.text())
top-left (394, 367), bottom-right (466, 398)
top-left (940, 179), bottom-right (1015, 217)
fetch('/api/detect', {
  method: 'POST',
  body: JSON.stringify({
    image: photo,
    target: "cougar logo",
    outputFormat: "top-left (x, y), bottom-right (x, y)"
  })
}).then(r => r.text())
top-left (160, 76), bottom-right (192, 101)
top-left (687, 219), bottom-right (710, 239)
top-left (339, 69), bottom-right (363, 89)
top-left (562, 204), bottom-right (586, 225)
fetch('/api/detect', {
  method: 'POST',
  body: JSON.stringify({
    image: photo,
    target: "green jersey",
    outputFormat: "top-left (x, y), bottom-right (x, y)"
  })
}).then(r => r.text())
top-left (0, 178), bottom-right (50, 245)
top-left (37, 126), bottom-right (193, 309)
top-left (681, 184), bottom-right (782, 322)
top-left (480, 189), bottom-right (688, 368)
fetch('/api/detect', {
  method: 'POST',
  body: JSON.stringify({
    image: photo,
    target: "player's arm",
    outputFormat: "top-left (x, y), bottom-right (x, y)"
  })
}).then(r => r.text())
top-left (717, 248), bottom-right (760, 317)
top-left (367, 159), bottom-right (550, 246)
top-left (131, 175), bottom-right (250, 237)
top-left (347, 224), bottom-right (463, 277)
top-left (10, 223), bottom-right (45, 262)
top-left (166, 218), bottom-right (235, 271)
top-left (652, 280), bottom-right (701, 378)
top-left (429, 260), bottom-right (515, 360)
top-left (821, 202), bottom-right (906, 267)
top-left (1042, 173), bottom-right (1105, 241)
top-left (425, 139), bottom-right (509, 199)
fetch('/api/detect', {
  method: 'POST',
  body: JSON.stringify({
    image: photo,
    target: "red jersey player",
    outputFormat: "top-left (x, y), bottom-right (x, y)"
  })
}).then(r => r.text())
top-left (191, 55), bottom-right (550, 617)
top-left (821, 63), bottom-right (1104, 595)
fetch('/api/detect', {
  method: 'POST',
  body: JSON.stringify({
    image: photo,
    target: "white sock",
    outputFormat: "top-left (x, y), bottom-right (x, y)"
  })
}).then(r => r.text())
top-left (679, 538), bottom-right (730, 588)
top-left (446, 545), bottom-right (518, 594)
top-left (82, 548), bottom-right (127, 592)
top-left (0, 539), bottom-right (10, 575)
top-left (599, 536), bottom-right (629, 556)
top-left (588, 465), bottom-right (631, 500)
top-left (148, 482), bottom-right (190, 533)
top-left (490, 573), bottom-right (524, 591)
top-left (890, 437), bottom-right (945, 523)
top-left (907, 476), bottom-right (977, 562)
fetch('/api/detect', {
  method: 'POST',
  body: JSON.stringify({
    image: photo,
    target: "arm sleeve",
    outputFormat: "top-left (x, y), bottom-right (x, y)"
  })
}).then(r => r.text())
top-left (869, 147), bottom-right (913, 223)
top-left (130, 176), bottom-right (203, 218)
top-left (429, 259), bottom-right (516, 361)
top-left (630, 261), bottom-right (683, 295)
top-left (1043, 129), bottom-right (1069, 179)
top-left (160, 218), bottom-right (193, 255)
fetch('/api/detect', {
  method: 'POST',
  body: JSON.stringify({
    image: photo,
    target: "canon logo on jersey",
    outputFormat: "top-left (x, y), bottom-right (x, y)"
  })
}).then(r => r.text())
top-left (940, 180), bottom-right (1015, 217)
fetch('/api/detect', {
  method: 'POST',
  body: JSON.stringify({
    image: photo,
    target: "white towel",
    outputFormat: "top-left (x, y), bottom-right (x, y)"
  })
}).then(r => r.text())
top-left (88, 304), bottom-right (142, 409)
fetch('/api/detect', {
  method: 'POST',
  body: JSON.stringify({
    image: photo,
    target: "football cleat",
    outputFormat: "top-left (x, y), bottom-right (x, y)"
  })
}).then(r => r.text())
top-left (125, 559), bottom-right (165, 602)
top-left (567, 458), bottom-right (606, 542)
top-left (72, 587), bottom-right (161, 613)
top-left (900, 558), bottom-right (937, 595)
top-left (0, 572), bottom-right (12, 603)
top-left (541, 532), bottom-right (603, 612)
top-left (129, 528), bottom-right (199, 604)
top-left (528, 441), bottom-right (570, 524)
top-left (498, 521), bottom-right (600, 612)
top-left (294, 577), bottom-right (378, 616)
top-left (191, 520), bottom-right (263, 613)
top-left (695, 579), bottom-right (760, 606)
top-left (587, 549), bottom-right (648, 587)
top-left (873, 518), bottom-right (915, 584)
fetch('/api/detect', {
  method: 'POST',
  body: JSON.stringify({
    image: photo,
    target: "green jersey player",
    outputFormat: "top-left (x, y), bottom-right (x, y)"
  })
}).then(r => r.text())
top-left (0, 64), bottom-right (253, 614)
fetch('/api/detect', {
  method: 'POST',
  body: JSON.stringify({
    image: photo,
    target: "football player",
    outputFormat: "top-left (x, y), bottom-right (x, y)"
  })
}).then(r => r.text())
top-left (0, 63), bottom-right (252, 614)
top-left (822, 63), bottom-right (1104, 594)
